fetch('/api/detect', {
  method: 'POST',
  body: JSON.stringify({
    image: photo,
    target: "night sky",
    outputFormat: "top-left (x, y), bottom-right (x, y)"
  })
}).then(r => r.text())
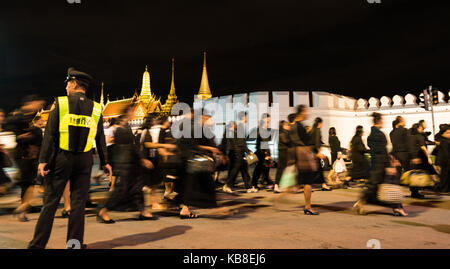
top-left (1, 0), bottom-right (449, 112)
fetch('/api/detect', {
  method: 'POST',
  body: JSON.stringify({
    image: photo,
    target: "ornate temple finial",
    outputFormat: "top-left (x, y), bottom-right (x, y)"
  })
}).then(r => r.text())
top-left (100, 82), bottom-right (105, 107)
top-left (197, 51), bottom-right (212, 100)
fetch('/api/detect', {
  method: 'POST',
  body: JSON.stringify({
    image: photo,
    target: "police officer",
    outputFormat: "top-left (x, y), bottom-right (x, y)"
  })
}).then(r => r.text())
top-left (28, 68), bottom-right (112, 249)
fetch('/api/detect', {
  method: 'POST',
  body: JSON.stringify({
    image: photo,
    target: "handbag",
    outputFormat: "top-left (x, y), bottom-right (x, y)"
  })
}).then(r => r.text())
top-left (279, 165), bottom-right (298, 189)
top-left (377, 184), bottom-right (404, 203)
top-left (244, 153), bottom-right (259, 166)
top-left (400, 170), bottom-right (436, 187)
top-left (333, 158), bottom-right (347, 173)
top-left (295, 146), bottom-right (318, 172)
top-left (187, 153), bottom-right (216, 174)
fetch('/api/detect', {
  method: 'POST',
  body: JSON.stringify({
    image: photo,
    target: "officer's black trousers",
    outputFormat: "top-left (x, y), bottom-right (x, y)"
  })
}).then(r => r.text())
top-left (28, 151), bottom-right (93, 249)
top-left (225, 152), bottom-right (251, 189)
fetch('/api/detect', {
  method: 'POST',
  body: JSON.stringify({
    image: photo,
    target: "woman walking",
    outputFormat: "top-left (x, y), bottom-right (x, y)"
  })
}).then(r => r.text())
top-left (309, 118), bottom-right (331, 191)
top-left (353, 113), bottom-right (407, 217)
top-left (349, 126), bottom-right (370, 182)
top-left (290, 105), bottom-right (323, 215)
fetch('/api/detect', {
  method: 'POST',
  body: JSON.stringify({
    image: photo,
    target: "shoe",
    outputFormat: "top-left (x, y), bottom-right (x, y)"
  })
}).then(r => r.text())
top-left (138, 214), bottom-right (158, 221)
top-left (180, 212), bottom-right (199, 219)
top-left (223, 185), bottom-right (233, 194)
top-left (96, 214), bottom-right (115, 224)
top-left (393, 208), bottom-right (408, 217)
top-left (304, 209), bottom-right (320, 215)
top-left (18, 214), bottom-right (29, 222)
top-left (62, 209), bottom-right (71, 218)
top-left (321, 187), bottom-right (332, 191)
top-left (266, 184), bottom-right (274, 190)
top-left (248, 187), bottom-right (258, 193)
top-left (274, 184), bottom-right (281, 193)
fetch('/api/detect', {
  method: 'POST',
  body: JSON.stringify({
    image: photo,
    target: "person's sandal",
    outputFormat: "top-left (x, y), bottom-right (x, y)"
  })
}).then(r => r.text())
top-left (180, 212), bottom-right (199, 219)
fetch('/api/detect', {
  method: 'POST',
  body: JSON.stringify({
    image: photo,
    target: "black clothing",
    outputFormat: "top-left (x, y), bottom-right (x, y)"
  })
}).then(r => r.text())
top-left (289, 122), bottom-right (316, 185)
top-left (222, 127), bottom-right (252, 188)
top-left (3, 108), bottom-right (37, 160)
top-left (275, 128), bottom-right (292, 185)
top-left (158, 127), bottom-right (179, 183)
top-left (410, 133), bottom-right (437, 175)
top-left (251, 127), bottom-right (273, 187)
top-left (349, 135), bottom-right (370, 180)
top-left (140, 127), bottom-right (162, 186)
top-left (310, 127), bottom-right (325, 184)
top-left (364, 126), bottom-right (402, 209)
top-left (105, 124), bottom-right (145, 212)
top-left (329, 135), bottom-right (342, 164)
top-left (0, 151), bottom-right (12, 185)
top-left (28, 93), bottom-right (108, 249)
top-left (437, 138), bottom-right (450, 192)
top-left (389, 126), bottom-right (412, 172)
top-left (28, 151), bottom-right (93, 249)
top-left (175, 121), bottom-right (217, 208)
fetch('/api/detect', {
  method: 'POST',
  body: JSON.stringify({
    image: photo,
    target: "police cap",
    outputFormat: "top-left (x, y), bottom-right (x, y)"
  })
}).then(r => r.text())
top-left (65, 67), bottom-right (93, 90)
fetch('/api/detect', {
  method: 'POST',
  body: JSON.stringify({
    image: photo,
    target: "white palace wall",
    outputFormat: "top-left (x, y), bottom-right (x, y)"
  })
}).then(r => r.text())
top-left (193, 90), bottom-right (450, 160)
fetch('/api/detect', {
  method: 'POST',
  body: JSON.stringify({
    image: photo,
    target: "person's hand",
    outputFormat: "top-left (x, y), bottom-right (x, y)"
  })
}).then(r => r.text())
top-left (38, 163), bottom-right (50, 177)
top-left (428, 157), bottom-right (433, 165)
top-left (141, 159), bottom-right (154, 170)
top-left (317, 153), bottom-right (326, 159)
top-left (337, 152), bottom-right (342, 159)
top-left (103, 164), bottom-right (113, 177)
top-left (211, 147), bottom-right (221, 155)
top-left (17, 132), bottom-right (32, 140)
top-left (411, 158), bottom-right (421, 165)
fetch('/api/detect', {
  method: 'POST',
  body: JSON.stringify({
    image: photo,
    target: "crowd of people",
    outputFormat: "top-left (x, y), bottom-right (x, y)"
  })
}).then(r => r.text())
top-left (0, 91), bottom-right (449, 247)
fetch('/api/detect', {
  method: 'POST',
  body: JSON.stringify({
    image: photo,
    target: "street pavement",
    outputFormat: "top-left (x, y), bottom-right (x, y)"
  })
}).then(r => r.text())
top-left (0, 170), bottom-right (449, 249)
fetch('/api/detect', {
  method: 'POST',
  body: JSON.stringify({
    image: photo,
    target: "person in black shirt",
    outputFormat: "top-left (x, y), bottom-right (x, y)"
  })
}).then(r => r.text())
top-left (223, 112), bottom-right (252, 193)
top-left (98, 105), bottom-right (155, 223)
top-left (349, 126), bottom-right (370, 181)
top-left (328, 127), bottom-right (342, 165)
top-left (353, 113), bottom-right (407, 216)
top-left (289, 105), bottom-right (323, 215)
top-left (249, 113), bottom-right (274, 193)
top-left (29, 68), bottom-right (112, 249)
top-left (274, 120), bottom-right (291, 193)
top-left (157, 116), bottom-right (179, 199)
top-left (310, 118), bottom-right (331, 191)
top-left (3, 95), bottom-right (45, 222)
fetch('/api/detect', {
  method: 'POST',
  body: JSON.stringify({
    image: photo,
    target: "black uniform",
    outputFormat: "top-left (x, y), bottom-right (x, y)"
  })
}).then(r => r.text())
top-left (251, 127), bottom-right (274, 188)
top-left (329, 135), bottom-right (342, 165)
top-left (224, 123), bottom-right (252, 188)
top-left (275, 128), bottom-right (292, 185)
top-left (389, 126), bottom-right (412, 171)
top-left (28, 92), bottom-right (108, 249)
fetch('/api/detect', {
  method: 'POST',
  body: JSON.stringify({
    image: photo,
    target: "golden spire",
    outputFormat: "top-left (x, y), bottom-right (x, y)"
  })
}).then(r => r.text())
top-left (169, 58), bottom-right (176, 96)
top-left (197, 51), bottom-right (212, 100)
top-left (140, 65), bottom-right (152, 105)
top-left (100, 82), bottom-right (105, 107)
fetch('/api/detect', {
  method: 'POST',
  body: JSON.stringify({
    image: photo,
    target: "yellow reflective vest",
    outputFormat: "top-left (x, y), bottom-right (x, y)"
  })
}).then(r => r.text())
top-left (58, 96), bottom-right (102, 152)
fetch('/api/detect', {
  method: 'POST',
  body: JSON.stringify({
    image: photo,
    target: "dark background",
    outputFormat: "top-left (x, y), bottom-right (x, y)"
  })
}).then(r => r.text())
top-left (0, 0), bottom-right (449, 112)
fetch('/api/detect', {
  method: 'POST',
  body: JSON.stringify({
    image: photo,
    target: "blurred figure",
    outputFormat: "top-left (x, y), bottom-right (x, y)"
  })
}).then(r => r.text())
top-left (141, 114), bottom-right (175, 209)
top-left (327, 127), bottom-right (350, 186)
top-left (353, 113), bottom-right (407, 216)
top-left (98, 105), bottom-right (156, 223)
top-left (274, 120), bottom-right (291, 193)
top-left (250, 113), bottom-right (274, 193)
top-left (432, 123), bottom-right (449, 164)
top-left (409, 123), bottom-right (438, 198)
top-left (290, 105), bottom-right (321, 215)
top-left (175, 110), bottom-right (227, 218)
top-left (104, 118), bottom-right (120, 191)
top-left (3, 95), bottom-right (45, 222)
top-left (0, 108), bottom-right (5, 132)
top-left (28, 68), bottom-right (111, 249)
top-left (349, 126), bottom-right (370, 182)
top-left (0, 109), bottom-right (12, 194)
top-left (436, 126), bottom-right (450, 193)
top-left (309, 117), bottom-right (331, 191)
top-left (223, 111), bottom-right (252, 193)
top-left (12, 116), bottom-right (44, 221)
top-left (158, 116), bottom-right (179, 199)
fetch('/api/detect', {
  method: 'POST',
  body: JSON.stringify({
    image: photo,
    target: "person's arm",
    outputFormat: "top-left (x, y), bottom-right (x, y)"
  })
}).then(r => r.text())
top-left (95, 115), bottom-right (109, 167)
top-left (37, 100), bottom-right (59, 177)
